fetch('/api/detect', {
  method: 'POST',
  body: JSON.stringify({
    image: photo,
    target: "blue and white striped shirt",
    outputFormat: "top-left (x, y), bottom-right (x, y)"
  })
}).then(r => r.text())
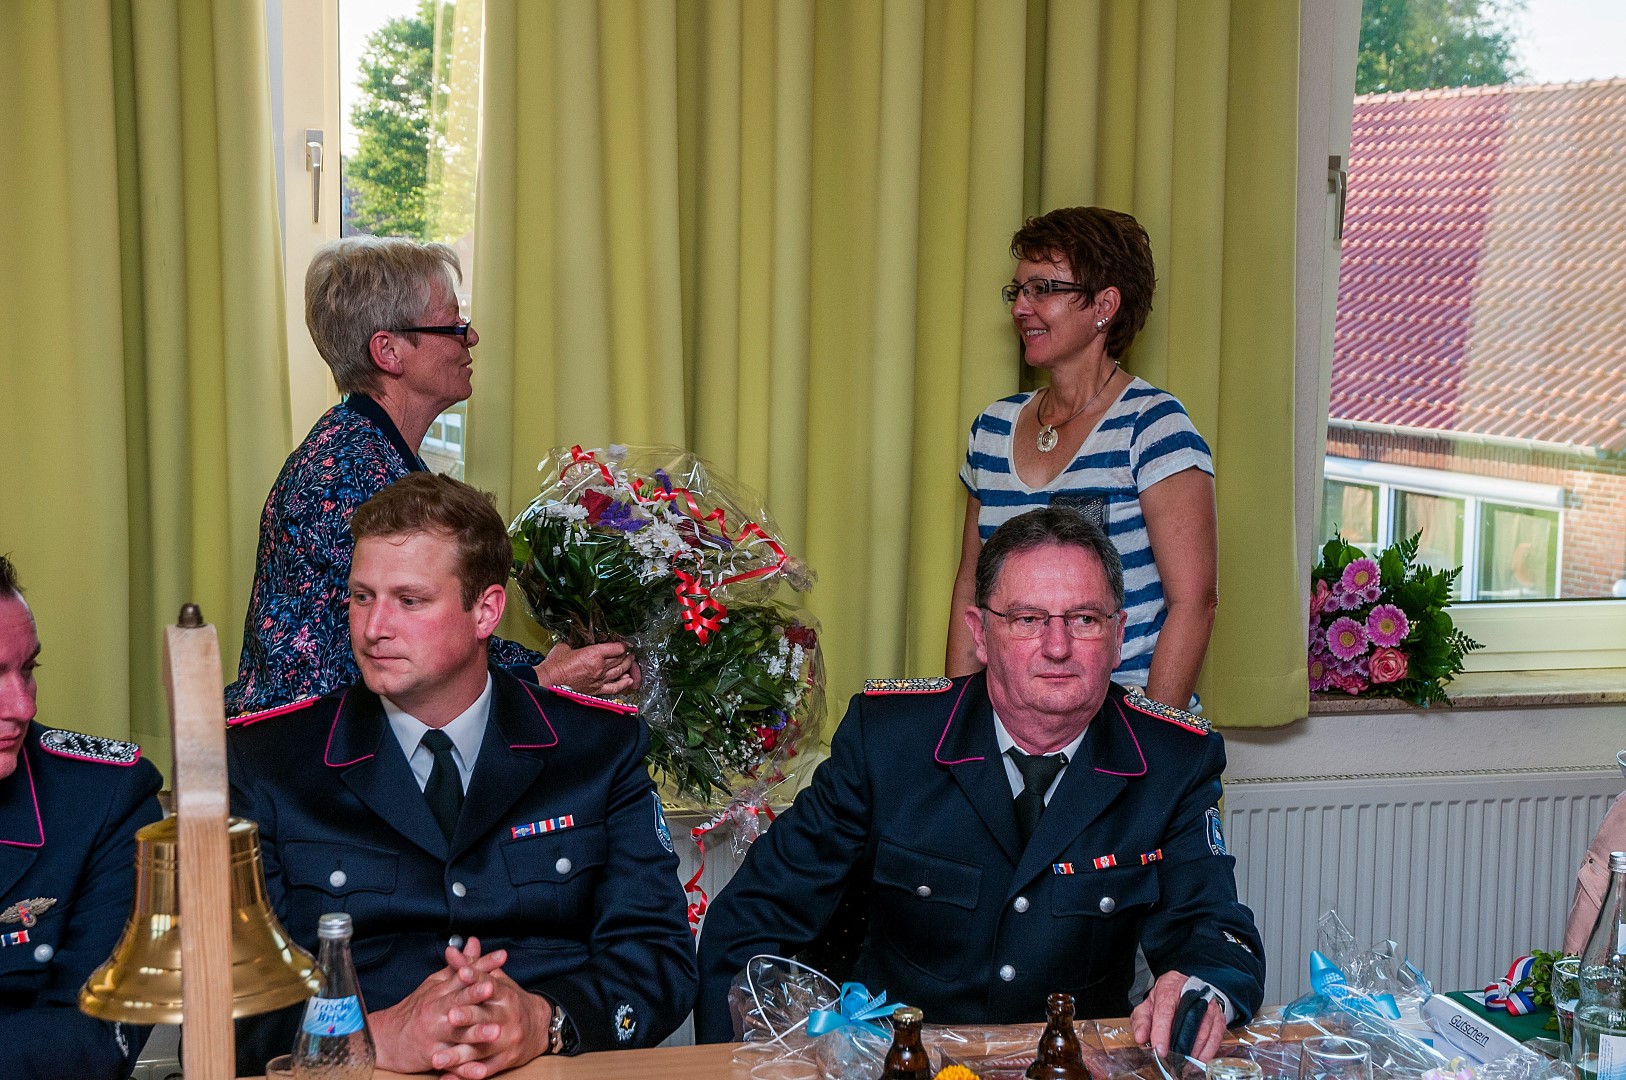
top-left (959, 377), bottom-right (1213, 692)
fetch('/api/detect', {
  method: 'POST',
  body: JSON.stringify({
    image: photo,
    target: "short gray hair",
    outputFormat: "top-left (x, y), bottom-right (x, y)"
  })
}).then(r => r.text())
top-left (0, 554), bottom-right (20, 601)
top-left (304, 237), bottom-right (461, 395)
top-left (973, 507), bottom-right (1125, 611)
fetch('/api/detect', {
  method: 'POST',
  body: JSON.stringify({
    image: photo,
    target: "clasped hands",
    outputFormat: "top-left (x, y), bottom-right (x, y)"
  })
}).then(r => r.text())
top-left (369, 937), bottom-right (553, 1080)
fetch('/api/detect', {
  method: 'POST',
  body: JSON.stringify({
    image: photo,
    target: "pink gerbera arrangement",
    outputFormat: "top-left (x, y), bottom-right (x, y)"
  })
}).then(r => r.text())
top-left (1309, 532), bottom-right (1481, 707)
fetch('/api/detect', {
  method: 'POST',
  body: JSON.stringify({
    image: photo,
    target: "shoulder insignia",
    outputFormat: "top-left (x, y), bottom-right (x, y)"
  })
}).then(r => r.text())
top-left (548, 686), bottom-right (639, 714)
top-left (1122, 685), bottom-right (1210, 735)
top-left (227, 695), bottom-right (321, 727)
top-left (37, 729), bottom-right (142, 765)
top-left (864, 677), bottom-right (952, 695)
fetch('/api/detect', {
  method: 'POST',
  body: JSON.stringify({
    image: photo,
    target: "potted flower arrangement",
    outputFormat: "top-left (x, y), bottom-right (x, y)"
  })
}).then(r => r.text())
top-left (1309, 532), bottom-right (1482, 706)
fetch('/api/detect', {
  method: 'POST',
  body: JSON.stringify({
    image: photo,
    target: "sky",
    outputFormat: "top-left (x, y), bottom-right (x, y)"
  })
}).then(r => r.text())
top-left (335, 0), bottom-right (1626, 154)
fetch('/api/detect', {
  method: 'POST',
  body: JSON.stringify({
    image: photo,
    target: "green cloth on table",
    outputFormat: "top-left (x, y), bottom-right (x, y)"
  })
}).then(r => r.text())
top-left (1444, 991), bottom-right (1558, 1043)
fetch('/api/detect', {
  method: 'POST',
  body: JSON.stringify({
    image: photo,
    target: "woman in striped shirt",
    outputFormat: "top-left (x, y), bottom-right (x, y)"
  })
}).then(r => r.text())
top-left (947, 207), bottom-right (1217, 709)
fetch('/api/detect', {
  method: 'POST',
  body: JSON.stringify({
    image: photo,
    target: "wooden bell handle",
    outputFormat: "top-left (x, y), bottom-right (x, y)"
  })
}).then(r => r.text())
top-left (162, 604), bottom-right (235, 1078)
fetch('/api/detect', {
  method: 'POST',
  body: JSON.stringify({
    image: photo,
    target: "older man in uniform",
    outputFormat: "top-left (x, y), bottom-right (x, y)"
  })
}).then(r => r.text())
top-left (696, 507), bottom-right (1264, 1057)
top-left (229, 473), bottom-right (695, 1077)
top-left (0, 555), bottom-right (164, 1078)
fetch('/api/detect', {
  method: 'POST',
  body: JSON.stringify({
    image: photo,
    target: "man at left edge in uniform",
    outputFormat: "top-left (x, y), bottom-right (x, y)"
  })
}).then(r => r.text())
top-left (229, 472), bottom-right (696, 1078)
top-left (0, 554), bottom-right (164, 1079)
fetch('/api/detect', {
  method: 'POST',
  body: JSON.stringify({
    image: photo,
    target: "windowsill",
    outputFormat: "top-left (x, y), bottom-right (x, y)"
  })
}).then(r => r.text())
top-left (1309, 667), bottom-right (1626, 714)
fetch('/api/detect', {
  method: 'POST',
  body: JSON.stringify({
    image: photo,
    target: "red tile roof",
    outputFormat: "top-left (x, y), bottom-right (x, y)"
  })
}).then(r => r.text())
top-left (1331, 79), bottom-right (1626, 455)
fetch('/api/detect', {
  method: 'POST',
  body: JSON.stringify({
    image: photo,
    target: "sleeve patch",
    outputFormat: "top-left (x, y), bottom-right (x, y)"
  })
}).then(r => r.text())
top-left (1122, 685), bottom-right (1210, 734)
top-left (37, 729), bottom-right (141, 766)
top-left (864, 677), bottom-right (952, 695)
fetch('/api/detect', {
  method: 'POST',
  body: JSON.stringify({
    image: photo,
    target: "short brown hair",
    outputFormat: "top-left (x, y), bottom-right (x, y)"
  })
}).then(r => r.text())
top-left (305, 237), bottom-right (461, 396)
top-left (0, 554), bottom-right (21, 601)
top-left (1010, 207), bottom-right (1156, 360)
top-left (974, 507), bottom-right (1124, 612)
top-left (350, 473), bottom-right (511, 609)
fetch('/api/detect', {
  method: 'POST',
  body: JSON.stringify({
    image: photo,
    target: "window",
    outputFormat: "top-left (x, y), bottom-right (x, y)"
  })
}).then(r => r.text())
top-left (1309, 0), bottom-right (1626, 672)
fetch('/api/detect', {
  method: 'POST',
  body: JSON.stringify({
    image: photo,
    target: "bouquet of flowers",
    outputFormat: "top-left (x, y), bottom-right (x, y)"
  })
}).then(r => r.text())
top-left (1309, 533), bottom-right (1482, 706)
top-left (510, 445), bottom-right (824, 812)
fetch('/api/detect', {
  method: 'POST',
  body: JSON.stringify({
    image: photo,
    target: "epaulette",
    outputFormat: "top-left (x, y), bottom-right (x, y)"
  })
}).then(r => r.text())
top-left (1122, 686), bottom-right (1210, 735)
top-left (38, 729), bottom-right (142, 765)
top-left (548, 686), bottom-right (639, 715)
top-left (864, 677), bottom-right (952, 695)
top-left (227, 696), bottom-right (320, 728)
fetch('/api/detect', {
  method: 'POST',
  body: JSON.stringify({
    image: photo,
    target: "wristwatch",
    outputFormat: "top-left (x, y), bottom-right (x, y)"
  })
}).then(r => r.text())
top-left (548, 1003), bottom-right (577, 1055)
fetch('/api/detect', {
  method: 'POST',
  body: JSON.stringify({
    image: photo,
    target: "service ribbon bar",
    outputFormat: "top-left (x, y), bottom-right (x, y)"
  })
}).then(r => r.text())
top-left (511, 814), bottom-right (575, 839)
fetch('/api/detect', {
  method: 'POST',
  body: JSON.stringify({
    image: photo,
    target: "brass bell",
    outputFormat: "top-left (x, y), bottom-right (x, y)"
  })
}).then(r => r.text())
top-left (79, 815), bottom-right (320, 1023)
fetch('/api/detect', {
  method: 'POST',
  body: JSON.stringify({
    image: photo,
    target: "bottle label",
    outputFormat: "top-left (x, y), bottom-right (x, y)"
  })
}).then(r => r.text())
top-left (1600, 1032), bottom-right (1626, 1080)
top-left (301, 994), bottom-right (365, 1036)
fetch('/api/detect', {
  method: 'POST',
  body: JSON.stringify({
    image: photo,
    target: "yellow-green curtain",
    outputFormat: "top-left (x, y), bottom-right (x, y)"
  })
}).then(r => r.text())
top-left (0, 1), bottom-right (290, 774)
top-left (470, 0), bottom-right (1303, 731)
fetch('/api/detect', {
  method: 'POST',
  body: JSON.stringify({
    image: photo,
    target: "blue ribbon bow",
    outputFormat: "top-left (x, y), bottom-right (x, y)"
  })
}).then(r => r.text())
top-left (806, 982), bottom-right (908, 1040)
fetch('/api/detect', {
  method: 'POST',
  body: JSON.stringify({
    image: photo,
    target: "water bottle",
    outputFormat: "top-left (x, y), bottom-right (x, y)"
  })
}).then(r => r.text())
top-left (1575, 851), bottom-right (1626, 1080)
top-left (292, 912), bottom-right (376, 1079)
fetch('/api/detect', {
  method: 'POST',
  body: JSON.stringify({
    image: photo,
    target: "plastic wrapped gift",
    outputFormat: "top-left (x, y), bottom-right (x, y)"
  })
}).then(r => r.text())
top-left (727, 956), bottom-right (899, 1079)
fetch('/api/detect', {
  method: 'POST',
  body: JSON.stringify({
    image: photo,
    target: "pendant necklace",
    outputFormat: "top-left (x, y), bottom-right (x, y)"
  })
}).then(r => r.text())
top-left (1034, 363), bottom-right (1118, 453)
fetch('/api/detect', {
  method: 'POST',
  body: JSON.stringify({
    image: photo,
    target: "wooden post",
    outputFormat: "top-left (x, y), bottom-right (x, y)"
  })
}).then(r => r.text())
top-left (162, 604), bottom-right (235, 1077)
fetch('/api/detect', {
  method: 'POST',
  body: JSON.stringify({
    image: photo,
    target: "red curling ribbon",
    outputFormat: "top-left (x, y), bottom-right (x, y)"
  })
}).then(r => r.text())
top-left (567, 445), bottom-right (616, 487)
top-left (684, 801), bottom-right (777, 935)
top-left (674, 570), bottom-right (728, 643)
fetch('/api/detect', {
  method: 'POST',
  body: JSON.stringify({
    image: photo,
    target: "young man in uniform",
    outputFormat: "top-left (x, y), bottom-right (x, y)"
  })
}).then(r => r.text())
top-left (230, 473), bottom-right (695, 1077)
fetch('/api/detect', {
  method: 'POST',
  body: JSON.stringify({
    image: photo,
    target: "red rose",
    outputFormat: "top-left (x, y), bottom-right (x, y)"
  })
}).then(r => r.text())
top-left (785, 625), bottom-right (817, 649)
top-left (755, 726), bottom-right (778, 751)
top-left (1368, 646), bottom-right (1408, 684)
top-left (580, 490), bottom-right (613, 524)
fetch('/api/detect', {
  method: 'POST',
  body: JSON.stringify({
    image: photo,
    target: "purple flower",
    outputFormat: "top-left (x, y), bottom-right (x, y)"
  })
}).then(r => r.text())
top-left (654, 468), bottom-right (674, 492)
top-left (1308, 653), bottom-right (1333, 692)
top-left (599, 501), bottom-right (647, 533)
top-left (1339, 557), bottom-right (1382, 605)
top-left (1326, 616), bottom-right (1369, 661)
top-left (1366, 604), bottom-right (1409, 647)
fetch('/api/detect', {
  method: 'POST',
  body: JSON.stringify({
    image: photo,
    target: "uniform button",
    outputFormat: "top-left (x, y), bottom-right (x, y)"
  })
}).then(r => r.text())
top-left (556, 857), bottom-right (573, 875)
top-left (448, 935), bottom-right (465, 949)
top-left (1013, 896), bottom-right (1030, 913)
top-left (329, 870), bottom-right (347, 888)
top-left (915, 885), bottom-right (932, 898)
top-left (33, 943), bottom-right (53, 963)
top-left (999, 964), bottom-right (1016, 982)
top-left (1099, 896), bottom-right (1116, 914)
top-left (451, 881), bottom-right (467, 898)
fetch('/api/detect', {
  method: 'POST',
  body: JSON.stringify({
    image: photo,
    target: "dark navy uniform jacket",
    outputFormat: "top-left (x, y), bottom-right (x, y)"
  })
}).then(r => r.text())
top-left (228, 666), bottom-right (696, 1069)
top-left (695, 676), bottom-right (1265, 1042)
top-left (0, 723), bottom-right (163, 1078)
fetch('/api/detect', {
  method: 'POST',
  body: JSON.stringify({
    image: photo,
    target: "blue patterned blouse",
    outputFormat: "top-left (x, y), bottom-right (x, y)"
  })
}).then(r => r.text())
top-left (225, 395), bottom-right (542, 715)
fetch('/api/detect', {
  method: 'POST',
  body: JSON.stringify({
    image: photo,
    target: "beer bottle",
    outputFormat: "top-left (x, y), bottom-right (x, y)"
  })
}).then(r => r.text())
top-left (1026, 992), bottom-right (1089, 1080)
top-left (880, 1005), bottom-right (931, 1079)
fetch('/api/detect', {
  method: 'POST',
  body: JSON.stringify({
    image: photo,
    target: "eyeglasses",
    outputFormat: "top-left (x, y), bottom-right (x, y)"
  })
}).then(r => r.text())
top-left (393, 318), bottom-right (473, 340)
top-left (982, 605), bottom-right (1122, 640)
top-left (1001, 278), bottom-right (1088, 305)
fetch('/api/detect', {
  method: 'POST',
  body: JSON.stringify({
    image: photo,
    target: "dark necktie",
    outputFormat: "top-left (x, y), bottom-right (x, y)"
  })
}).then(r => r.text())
top-left (421, 729), bottom-right (464, 840)
top-left (1008, 746), bottom-right (1067, 845)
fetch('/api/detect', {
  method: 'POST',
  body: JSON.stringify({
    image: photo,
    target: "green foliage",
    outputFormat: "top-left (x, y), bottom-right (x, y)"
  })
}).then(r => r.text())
top-left (1357, 0), bottom-right (1526, 95)
top-left (346, 0), bottom-right (453, 239)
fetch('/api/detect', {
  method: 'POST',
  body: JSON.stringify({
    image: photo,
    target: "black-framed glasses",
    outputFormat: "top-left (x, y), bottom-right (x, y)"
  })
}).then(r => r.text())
top-left (1001, 278), bottom-right (1088, 305)
top-left (393, 318), bottom-right (473, 340)
top-left (982, 605), bottom-right (1122, 640)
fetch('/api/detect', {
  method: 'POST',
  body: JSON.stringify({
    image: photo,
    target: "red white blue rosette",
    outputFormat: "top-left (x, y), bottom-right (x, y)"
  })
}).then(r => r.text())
top-left (1483, 954), bottom-right (1537, 1015)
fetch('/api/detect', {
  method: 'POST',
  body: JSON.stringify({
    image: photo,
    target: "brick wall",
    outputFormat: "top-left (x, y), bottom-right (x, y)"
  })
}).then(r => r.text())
top-left (1326, 430), bottom-right (1626, 597)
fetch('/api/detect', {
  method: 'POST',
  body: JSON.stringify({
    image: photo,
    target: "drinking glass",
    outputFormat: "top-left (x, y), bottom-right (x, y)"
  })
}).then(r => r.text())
top-left (1298, 1036), bottom-right (1372, 1080)
top-left (1552, 956), bottom-right (1582, 1059)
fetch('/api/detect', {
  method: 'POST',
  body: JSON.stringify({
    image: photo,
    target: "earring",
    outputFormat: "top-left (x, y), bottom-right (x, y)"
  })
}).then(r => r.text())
top-left (1096, 318), bottom-right (1109, 331)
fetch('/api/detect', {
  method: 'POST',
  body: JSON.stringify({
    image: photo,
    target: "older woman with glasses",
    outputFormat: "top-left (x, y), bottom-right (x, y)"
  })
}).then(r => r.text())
top-left (225, 237), bottom-right (638, 716)
top-left (946, 207), bottom-right (1217, 710)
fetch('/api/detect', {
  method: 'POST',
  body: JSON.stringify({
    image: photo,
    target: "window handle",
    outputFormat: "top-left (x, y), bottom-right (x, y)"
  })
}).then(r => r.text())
top-left (1328, 155), bottom-right (1348, 241)
top-left (306, 129), bottom-right (325, 224)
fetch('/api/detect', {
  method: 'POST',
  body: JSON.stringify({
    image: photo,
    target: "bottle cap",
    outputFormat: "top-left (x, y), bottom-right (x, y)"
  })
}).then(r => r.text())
top-left (317, 912), bottom-right (354, 940)
top-left (892, 1006), bottom-right (923, 1025)
top-left (1610, 851), bottom-right (1626, 872)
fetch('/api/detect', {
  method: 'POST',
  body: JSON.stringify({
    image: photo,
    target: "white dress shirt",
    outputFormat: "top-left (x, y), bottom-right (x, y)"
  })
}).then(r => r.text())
top-left (382, 674), bottom-right (493, 794)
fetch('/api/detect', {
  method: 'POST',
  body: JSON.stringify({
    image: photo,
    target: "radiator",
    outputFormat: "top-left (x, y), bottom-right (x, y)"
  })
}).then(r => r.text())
top-left (1224, 768), bottom-right (1621, 1004)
